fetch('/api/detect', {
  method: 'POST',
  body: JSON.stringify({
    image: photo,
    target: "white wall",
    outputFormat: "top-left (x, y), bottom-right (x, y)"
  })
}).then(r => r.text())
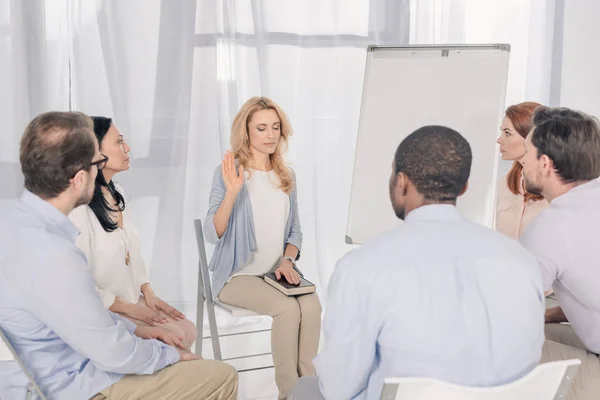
top-left (559, 0), bottom-right (600, 114)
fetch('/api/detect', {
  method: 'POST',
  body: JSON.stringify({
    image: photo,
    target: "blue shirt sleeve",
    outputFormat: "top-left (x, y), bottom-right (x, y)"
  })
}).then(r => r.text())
top-left (28, 250), bottom-right (180, 375)
top-left (286, 169), bottom-right (303, 254)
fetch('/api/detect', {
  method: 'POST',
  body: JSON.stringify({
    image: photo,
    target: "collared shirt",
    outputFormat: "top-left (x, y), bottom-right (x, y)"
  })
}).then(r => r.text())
top-left (314, 204), bottom-right (545, 400)
top-left (0, 191), bottom-right (179, 400)
top-left (520, 179), bottom-right (600, 353)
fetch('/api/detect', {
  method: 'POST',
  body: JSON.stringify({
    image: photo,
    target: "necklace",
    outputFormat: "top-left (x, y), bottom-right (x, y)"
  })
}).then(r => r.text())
top-left (115, 209), bottom-right (131, 266)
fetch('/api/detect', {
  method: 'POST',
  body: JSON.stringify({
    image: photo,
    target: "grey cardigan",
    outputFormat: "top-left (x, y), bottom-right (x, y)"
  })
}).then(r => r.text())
top-left (203, 164), bottom-right (303, 296)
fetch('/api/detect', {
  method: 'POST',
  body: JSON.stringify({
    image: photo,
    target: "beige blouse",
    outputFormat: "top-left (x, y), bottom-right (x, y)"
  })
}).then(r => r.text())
top-left (496, 174), bottom-right (549, 240)
top-left (68, 200), bottom-right (149, 308)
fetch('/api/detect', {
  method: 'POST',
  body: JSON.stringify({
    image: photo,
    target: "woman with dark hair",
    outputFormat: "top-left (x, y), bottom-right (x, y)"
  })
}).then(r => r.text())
top-left (69, 117), bottom-right (197, 350)
top-left (496, 102), bottom-right (549, 239)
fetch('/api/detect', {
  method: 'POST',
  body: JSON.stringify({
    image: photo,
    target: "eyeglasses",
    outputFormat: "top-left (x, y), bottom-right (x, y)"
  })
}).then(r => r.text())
top-left (71, 154), bottom-right (109, 179)
top-left (89, 154), bottom-right (109, 171)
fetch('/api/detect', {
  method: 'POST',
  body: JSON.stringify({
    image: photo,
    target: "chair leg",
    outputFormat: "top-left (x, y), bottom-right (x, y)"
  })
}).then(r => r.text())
top-left (205, 296), bottom-right (222, 360)
top-left (26, 383), bottom-right (33, 400)
top-left (195, 264), bottom-right (205, 357)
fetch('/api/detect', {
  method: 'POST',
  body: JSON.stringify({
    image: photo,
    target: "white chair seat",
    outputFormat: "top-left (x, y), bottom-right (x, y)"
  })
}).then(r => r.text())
top-left (215, 300), bottom-right (263, 318)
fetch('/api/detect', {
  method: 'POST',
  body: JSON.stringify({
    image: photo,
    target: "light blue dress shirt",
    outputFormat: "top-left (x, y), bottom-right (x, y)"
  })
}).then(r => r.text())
top-left (314, 204), bottom-right (545, 400)
top-left (0, 191), bottom-right (180, 400)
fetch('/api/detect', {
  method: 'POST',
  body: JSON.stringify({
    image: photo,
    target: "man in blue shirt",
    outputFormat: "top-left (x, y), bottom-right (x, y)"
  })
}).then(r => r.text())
top-left (0, 112), bottom-right (238, 399)
top-left (290, 126), bottom-right (544, 400)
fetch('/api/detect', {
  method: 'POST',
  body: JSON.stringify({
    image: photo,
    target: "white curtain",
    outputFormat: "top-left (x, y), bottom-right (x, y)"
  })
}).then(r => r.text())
top-left (0, 0), bottom-right (70, 202)
top-left (409, 0), bottom-right (558, 177)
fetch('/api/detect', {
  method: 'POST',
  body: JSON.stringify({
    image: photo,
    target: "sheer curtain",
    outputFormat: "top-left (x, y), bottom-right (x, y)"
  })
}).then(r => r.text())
top-left (0, 0), bottom-right (70, 203)
top-left (409, 0), bottom-right (558, 177)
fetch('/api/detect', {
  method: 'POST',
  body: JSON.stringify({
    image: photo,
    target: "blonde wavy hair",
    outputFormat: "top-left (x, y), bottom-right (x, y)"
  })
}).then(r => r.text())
top-left (231, 96), bottom-right (294, 194)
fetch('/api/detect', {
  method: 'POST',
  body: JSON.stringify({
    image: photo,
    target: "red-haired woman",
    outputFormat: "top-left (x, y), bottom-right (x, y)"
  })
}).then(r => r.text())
top-left (496, 102), bottom-right (549, 239)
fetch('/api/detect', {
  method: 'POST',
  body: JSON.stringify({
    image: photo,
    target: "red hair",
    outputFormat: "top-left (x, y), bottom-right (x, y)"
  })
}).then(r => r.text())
top-left (504, 102), bottom-right (544, 202)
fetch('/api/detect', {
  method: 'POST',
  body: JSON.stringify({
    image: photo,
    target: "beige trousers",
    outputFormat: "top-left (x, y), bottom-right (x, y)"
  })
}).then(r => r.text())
top-left (219, 275), bottom-right (322, 400)
top-left (541, 323), bottom-right (600, 400)
top-left (124, 296), bottom-right (198, 351)
top-left (91, 359), bottom-right (238, 400)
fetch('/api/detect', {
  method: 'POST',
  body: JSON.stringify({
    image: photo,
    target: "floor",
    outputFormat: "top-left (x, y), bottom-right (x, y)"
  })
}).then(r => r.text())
top-left (238, 368), bottom-right (279, 400)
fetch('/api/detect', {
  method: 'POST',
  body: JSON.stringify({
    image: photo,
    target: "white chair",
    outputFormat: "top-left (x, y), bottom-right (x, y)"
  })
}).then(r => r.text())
top-left (380, 359), bottom-right (580, 400)
top-left (0, 326), bottom-right (48, 400)
top-left (193, 219), bottom-right (273, 371)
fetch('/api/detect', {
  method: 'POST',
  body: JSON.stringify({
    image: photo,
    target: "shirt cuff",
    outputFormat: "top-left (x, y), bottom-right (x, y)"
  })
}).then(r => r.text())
top-left (157, 342), bottom-right (181, 369)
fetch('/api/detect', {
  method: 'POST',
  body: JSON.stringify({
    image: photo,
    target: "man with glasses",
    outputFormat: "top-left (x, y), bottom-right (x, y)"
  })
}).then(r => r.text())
top-left (0, 112), bottom-right (238, 399)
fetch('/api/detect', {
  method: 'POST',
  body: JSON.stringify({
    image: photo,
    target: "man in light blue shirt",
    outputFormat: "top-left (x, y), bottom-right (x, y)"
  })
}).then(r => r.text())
top-left (290, 126), bottom-right (545, 400)
top-left (0, 112), bottom-right (238, 399)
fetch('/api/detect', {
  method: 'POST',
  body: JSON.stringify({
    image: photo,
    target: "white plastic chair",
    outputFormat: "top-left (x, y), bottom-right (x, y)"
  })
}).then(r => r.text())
top-left (193, 219), bottom-right (273, 372)
top-left (380, 359), bottom-right (580, 400)
top-left (0, 326), bottom-right (48, 400)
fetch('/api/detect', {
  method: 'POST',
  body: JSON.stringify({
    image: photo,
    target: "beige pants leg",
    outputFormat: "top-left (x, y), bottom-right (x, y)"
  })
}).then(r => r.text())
top-left (541, 323), bottom-right (600, 400)
top-left (91, 359), bottom-right (238, 400)
top-left (218, 276), bottom-right (321, 400)
top-left (124, 296), bottom-right (198, 351)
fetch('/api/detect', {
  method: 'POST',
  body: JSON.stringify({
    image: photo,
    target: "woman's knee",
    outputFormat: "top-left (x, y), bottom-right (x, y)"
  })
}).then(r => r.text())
top-left (180, 319), bottom-right (198, 343)
top-left (276, 296), bottom-right (302, 321)
top-left (299, 293), bottom-right (322, 318)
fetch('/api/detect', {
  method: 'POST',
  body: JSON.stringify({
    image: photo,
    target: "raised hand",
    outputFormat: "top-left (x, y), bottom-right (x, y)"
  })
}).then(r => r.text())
top-left (221, 151), bottom-right (244, 197)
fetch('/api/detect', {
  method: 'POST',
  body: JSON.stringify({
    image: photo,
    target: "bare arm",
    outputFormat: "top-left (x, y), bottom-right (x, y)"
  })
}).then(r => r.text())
top-left (284, 243), bottom-right (299, 260)
top-left (213, 191), bottom-right (239, 238)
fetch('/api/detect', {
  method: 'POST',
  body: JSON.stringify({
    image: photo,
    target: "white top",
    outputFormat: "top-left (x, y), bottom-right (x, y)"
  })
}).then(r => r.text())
top-left (315, 204), bottom-right (544, 400)
top-left (68, 199), bottom-right (149, 308)
top-left (233, 170), bottom-right (290, 276)
top-left (520, 180), bottom-right (600, 353)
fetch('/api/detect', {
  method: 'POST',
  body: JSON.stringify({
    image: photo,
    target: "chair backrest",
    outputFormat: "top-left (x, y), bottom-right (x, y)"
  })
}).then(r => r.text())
top-left (0, 326), bottom-right (48, 400)
top-left (380, 359), bottom-right (581, 400)
top-left (193, 218), bottom-right (213, 302)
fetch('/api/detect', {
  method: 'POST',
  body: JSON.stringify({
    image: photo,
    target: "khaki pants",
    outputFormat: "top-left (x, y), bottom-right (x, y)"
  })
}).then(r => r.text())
top-left (125, 296), bottom-right (198, 351)
top-left (91, 359), bottom-right (238, 400)
top-left (541, 323), bottom-right (600, 400)
top-left (219, 276), bottom-right (322, 400)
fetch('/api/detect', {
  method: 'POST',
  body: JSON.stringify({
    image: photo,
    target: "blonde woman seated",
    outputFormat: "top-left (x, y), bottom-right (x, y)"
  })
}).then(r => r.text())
top-left (69, 117), bottom-right (197, 351)
top-left (496, 102), bottom-right (549, 239)
top-left (204, 97), bottom-right (322, 400)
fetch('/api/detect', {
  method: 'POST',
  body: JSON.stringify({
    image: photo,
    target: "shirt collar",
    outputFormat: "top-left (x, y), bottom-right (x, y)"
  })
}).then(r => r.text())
top-left (404, 204), bottom-right (463, 222)
top-left (19, 190), bottom-right (80, 242)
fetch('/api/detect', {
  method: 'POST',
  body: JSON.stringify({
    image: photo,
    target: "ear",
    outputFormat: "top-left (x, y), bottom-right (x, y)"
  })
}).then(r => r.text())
top-left (458, 181), bottom-right (469, 197)
top-left (539, 154), bottom-right (554, 176)
top-left (396, 172), bottom-right (409, 196)
top-left (71, 170), bottom-right (87, 192)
